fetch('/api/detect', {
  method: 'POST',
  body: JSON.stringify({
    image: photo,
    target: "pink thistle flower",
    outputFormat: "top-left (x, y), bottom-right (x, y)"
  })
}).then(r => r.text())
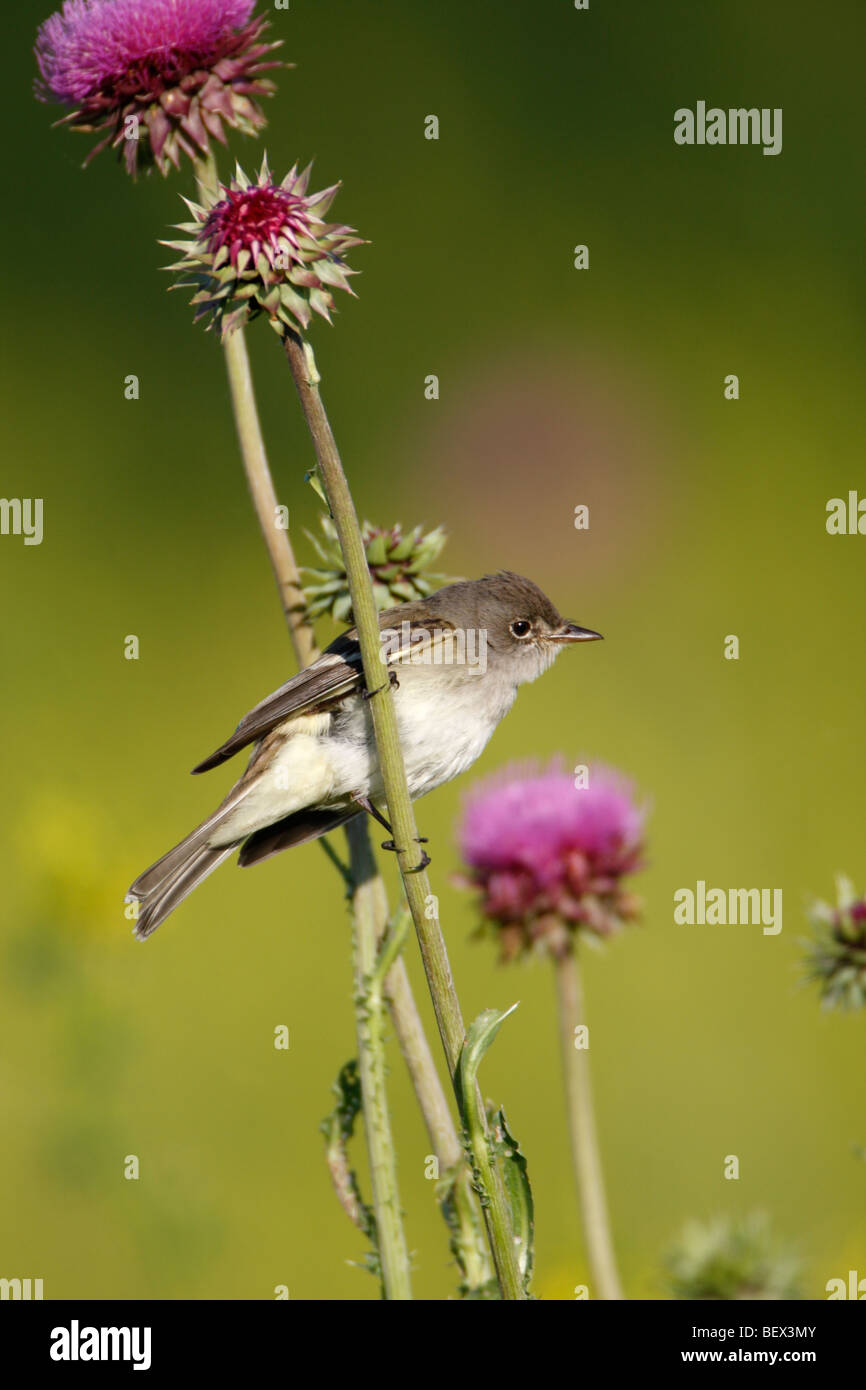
top-left (35, 0), bottom-right (284, 176)
top-left (164, 157), bottom-right (364, 340)
top-left (457, 760), bottom-right (646, 960)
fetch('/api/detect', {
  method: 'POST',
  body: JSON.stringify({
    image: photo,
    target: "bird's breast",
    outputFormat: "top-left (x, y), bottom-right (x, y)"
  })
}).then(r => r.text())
top-left (325, 669), bottom-right (517, 803)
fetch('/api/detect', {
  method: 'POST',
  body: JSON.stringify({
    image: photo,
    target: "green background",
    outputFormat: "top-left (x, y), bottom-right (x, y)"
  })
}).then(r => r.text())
top-left (2, 0), bottom-right (864, 1299)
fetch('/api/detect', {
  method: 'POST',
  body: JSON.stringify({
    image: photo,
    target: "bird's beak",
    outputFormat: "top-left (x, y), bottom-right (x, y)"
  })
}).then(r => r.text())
top-left (551, 621), bottom-right (603, 643)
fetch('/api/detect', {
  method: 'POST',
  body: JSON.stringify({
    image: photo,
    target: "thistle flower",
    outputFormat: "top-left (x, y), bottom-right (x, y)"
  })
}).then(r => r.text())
top-left (165, 158), bottom-right (363, 340)
top-left (303, 516), bottom-right (449, 624)
top-left (35, 0), bottom-right (283, 176)
top-left (665, 1214), bottom-right (802, 1301)
top-left (804, 875), bottom-right (866, 1011)
top-left (457, 760), bottom-right (645, 961)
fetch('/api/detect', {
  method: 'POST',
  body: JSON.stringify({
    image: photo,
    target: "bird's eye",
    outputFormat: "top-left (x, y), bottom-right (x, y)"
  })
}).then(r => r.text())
top-left (510, 619), bottom-right (532, 639)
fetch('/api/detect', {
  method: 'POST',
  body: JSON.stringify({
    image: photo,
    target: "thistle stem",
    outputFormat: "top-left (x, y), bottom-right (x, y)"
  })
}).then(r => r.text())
top-left (554, 948), bottom-right (624, 1300)
top-left (194, 156), bottom-right (315, 667)
top-left (343, 818), bottom-right (413, 1298)
top-left (344, 827), bottom-right (491, 1293)
top-left (283, 331), bottom-right (523, 1300)
top-left (380, 942), bottom-right (491, 1288)
top-left (220, 331), bottom-right (318, 668)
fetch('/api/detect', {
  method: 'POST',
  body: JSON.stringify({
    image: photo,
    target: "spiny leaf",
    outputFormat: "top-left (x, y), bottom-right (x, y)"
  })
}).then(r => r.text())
top-left (456, 1003), bottom-right (520, 1116)
top-left (320, 1060), bottom-right (380, 1282)
top-left (491, 1106), bottom-right (535, 1291)
top-left (304, 468), bottom-right (330, 508)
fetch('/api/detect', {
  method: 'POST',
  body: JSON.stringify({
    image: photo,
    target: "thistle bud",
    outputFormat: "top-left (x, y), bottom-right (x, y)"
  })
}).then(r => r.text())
top-left (165, 158), bottom-right (363, 339)
top-left (665, 1214), bottom-right (802, 1301)
top-left (303, 517), bottom-right (448, 623)
top-left (804, 875), bottom-right (866, 1011)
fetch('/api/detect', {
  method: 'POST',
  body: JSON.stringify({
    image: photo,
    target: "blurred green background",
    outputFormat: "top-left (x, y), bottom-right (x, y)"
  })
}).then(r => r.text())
top-left (2, 0), bottom-right (864, 1299)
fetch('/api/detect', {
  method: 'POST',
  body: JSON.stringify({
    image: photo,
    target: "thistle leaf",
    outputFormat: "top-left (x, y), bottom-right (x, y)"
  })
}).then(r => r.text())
top-left (456, 1004), bottom-right (519, 1118)
top-left (365, 534), bottom-right (389, 566)
top-left (491, 1106), bottom-right (535, 1289)
top-left (320, 1060), bottom-right (380, 1283)
top-left (304, 469), bottom-right (330, 508)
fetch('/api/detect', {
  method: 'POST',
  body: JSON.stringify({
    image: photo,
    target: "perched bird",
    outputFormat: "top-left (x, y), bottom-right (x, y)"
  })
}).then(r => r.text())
top-left (126, 572), bottom-right (601, 938)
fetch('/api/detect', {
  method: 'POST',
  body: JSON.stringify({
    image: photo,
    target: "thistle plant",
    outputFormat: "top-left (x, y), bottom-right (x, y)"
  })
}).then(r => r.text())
top-left (35, 0), bottom-right (524, 1301)
top-left (170, 150), bottom-right (425, 1298)
top-left (169, 112), bottom-right (524, 1300)
top-left (458, 760), bottom-right (647, 1299)
top-left (665, 1214), bottom-right (802, 1300)
top-left (804, 875), bottom-right (866, 1011)
top-left (35, 0), bottom-right (282, 175)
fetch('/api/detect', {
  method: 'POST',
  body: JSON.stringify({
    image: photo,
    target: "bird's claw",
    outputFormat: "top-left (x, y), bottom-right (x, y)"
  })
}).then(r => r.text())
top-left (380, 837), bottom-right (431, 871)
top-left (362, 669), bottom-right (400, 700)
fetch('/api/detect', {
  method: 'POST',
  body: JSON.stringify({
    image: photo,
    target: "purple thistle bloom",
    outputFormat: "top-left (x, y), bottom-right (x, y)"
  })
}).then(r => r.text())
top-left (35, 0), bottom-right (283, 176)
top-left (457, 760), bottom-right (646, 960)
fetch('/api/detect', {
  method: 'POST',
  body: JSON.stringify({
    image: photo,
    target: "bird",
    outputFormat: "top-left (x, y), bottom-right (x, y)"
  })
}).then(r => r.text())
top-left (126, 572), bottom-right (602, 938)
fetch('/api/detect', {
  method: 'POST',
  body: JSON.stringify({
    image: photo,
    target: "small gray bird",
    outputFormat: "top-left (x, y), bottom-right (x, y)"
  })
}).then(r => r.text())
top-left (126, 572), bottom-right (601, 938)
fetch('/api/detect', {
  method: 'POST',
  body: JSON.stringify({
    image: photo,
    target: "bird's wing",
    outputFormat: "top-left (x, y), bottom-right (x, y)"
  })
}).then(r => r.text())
top-left (191, 605), bottom-right (455, 774)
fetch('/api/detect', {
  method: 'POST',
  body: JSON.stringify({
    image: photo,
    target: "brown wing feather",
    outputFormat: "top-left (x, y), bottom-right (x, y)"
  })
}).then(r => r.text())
top-left (238, 808), bottom-right (360, 866)
top-left (191, 604), bottom-right (455, 776)
top-left (191, 649), bottom-right (360, 774)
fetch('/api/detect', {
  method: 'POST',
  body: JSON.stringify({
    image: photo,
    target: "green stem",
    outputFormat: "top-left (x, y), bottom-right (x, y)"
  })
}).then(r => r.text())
top-left (345, 819), bottom-right (413, 1298)
top-left (347, 836), bottom-right (491, 1291)
top-left (282, 331), bottom-right (523, 1300)
top-left (387, 956), bottom-right (492, 1293)
top-left (221, 332), bottom-right (318, 669)
top-left (555, 948), bottom-right (624, 1300)
top-left (194, 156), bottom-right (316, 668)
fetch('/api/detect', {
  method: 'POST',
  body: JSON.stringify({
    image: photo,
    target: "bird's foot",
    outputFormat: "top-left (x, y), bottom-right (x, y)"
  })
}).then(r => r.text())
top-left (381, 839), bottom-right (431, 871)
top-left (351, 793), bottom-right (430, 869)
top-left (362, 669), bottom-right (400, 700)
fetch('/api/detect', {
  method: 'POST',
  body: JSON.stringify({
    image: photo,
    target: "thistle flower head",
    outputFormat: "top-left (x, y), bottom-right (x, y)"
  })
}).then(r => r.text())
top-left (165, 158), bottom-right (363, 339)
top-left (303, 516), bottom-right (449, 624)
top-left (457, 760), bottom-right (646, 961)
top-left (804, 875), bottom-right (866, 1011)
top-left (665, 1214), bottom-right (802, 1301)
top-left (35, 0), bottom-right (283, 176)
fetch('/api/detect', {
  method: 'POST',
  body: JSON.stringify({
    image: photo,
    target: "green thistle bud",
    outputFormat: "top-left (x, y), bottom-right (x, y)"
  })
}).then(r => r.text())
top-left (804, 875), bottom-right (866, 1011)
top-left (163, 156), bottom-right (363, 339)
top-left (665, 1214), bottom-right (802, 1301)
top-left (303, 516), bottom-right (449, 624)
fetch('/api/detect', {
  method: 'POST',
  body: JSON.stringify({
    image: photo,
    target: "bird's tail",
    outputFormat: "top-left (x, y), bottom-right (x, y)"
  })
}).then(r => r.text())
top-left (127, 801), bottom-right (361, 940)
top-left (127, 813), bottom-right (240, 941)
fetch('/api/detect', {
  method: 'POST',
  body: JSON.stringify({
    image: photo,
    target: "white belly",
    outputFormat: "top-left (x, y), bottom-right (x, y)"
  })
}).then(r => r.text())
top-left (326, 672), bottom-right (516, 804)
top-left (210, 713), bottom-right (336, 844)
top-left (213, 671), bottom-right (517, 844)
